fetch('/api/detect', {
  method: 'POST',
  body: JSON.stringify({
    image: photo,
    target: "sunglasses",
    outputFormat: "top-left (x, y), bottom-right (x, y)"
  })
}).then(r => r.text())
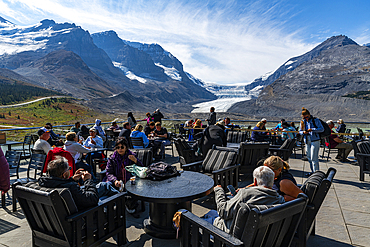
top-left (64, 166), bottom-right (72, 174)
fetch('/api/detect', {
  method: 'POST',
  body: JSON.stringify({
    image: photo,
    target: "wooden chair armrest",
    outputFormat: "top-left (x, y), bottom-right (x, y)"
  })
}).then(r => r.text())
top-left (66, 192), bottom-right (126, 222)
top-left (269, 147), bottom-right (290, 152)
top-left (182, 160), bottom-right (203, 171)
top-left (181, 210), bottom-right (244, 247)
top-left (212, 164), bottom-right (241, 174)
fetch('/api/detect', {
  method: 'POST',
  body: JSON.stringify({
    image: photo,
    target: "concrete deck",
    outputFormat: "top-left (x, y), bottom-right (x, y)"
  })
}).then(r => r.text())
top-left (1, 147), bottom-right (369, 247)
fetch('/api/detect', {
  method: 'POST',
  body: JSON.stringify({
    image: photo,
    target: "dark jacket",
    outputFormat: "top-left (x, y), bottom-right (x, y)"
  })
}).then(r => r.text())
top-left (208, 111), bottom-right (216, 125)
top-left (144, 125), bottom-right (155, 136)
top-left (38, 176), bottom-right (98, 210)
top-left (201, 125), bottom-right (227, 155)
top-left (152, 111), bottom-right (164, 123)
top-left (336, 123), bottom-right (346, 133)
top-left (251, 126), bottom-right (267, 142)
top-left (105, 150), bottom-right (143, 186)
top-left (119, 128), bottom-right (131, 143)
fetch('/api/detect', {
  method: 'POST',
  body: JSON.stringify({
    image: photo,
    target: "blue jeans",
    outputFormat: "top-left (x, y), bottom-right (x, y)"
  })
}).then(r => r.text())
top-left (202, 210), bottom-right (219, 225)
top-left (305, 135), bottom-right (320, 172)
top-left (154, 139), bottom-right (171, 157)
top-left (96, 182), bottom-right (119, 204)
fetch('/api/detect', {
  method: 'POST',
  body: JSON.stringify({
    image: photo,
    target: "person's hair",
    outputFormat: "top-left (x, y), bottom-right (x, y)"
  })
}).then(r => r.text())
top-left (281, 121), bottom-right (290, 128)
top-left (134, 124), bottom-right (143, 132)
top-left (123, 122), bottom-right (130, 129)
top-left (281, 119), bottom-right (285, 122)
top-left (81, 125), bottom-right (88, 132)
top-left (89, 127), bottom-right (97, 133)
top-left (111, 121), bottom-right (117, 126)
top-left (75, 121), bottom-right (80, 126)
top-left (290, 122), bottom-right (296, 128)
top-left (326, 120), bottom-right (334, 126)
top-left (210, 107), bottom-right (215, 111)
top-left (264, 155), bottom-right (290, 170)
top-left (338, 119), bottom-right (344, 124)
top-left (224, 117), bottom-right (230, 121)
top-left (146, 112), bottom-right (151, 117)
top-left (155, 122), bottom-right (161, 127)
top-left (194, 119), bottom-right (202, 127)
top-left (256, 121), bottom-right (264, 128)
top-left (128, 112), bottom-right (136, 123)
top-left (115, 138), bottom-right (129, 153)
top-left (253, 166), bottom-right (275, 188)
top-left (302, 107), bottom-right (310, 116)
top-left (66, 132), bottom-right (76, 141)
top-left (47, 156), bottom-right (69, 177)
top-left (149, 121), bottom-right (155, 126)
top-left (45, 124), bottom-right (52, 130)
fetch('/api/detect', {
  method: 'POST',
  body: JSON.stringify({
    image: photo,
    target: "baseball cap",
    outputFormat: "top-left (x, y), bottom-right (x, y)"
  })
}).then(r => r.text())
top-left (37, 127), bottom-right (50, 136)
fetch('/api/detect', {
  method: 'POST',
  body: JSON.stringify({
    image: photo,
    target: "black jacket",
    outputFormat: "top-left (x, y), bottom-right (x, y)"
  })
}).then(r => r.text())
top-left (208, 112), bottom-right (216, 125)
top-left (201, 125), bottom-right (227, 155)
top-left (152, 111), bottom-right (164, 123)
top-left (119, 128), bottom-right (131, 142)
top-left (144, 125), bottom-right (154, 136)
top-left (38, 176), bottom-right (98, 210)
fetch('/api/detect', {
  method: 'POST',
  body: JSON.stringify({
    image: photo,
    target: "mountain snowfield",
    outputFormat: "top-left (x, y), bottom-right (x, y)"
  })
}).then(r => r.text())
top-left (0, 17), bottom-right (271, 112)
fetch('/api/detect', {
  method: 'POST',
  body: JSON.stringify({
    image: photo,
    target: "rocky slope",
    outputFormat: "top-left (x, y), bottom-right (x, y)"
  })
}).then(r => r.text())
top-left (229, 35), bottom-right (370, 121)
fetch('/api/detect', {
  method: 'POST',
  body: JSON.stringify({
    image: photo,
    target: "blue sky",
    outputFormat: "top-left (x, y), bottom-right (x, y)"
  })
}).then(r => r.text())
top-left (0, 0), bottom-right (369, 85)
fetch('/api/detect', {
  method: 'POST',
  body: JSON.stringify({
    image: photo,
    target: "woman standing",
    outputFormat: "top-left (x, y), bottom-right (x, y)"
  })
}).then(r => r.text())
top-left (299, 107), bottom-right (324, 176)
top-left (127, 112), bottom-right (137, 129)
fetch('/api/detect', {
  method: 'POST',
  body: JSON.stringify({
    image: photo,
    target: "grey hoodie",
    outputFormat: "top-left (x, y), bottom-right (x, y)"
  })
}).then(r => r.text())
top-left (213, 186), bottom-right (285, 233)
top-left (64, 140), bottom-right (90, 162)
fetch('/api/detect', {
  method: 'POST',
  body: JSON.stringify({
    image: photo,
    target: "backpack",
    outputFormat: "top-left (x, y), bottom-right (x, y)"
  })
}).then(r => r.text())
top-left (146, 162), bottom-right (180, 181)
top-left (312, 117), bottom-right (331, 138)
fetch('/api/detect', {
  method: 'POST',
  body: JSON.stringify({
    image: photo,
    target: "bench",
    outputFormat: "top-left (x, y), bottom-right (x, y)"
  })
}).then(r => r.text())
top-left (179, 194), bottom-right (309, 247)
top-left (13, 181), bottom-right (126, 247)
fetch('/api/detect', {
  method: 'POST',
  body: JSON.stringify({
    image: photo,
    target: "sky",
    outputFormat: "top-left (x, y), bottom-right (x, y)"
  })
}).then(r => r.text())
top-left (0, 0), bottom-right (369, 85)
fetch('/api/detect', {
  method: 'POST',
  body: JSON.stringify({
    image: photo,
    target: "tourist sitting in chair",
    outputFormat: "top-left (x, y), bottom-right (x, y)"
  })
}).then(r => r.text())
top-left (119, 122), bottom-right (131, 142)
top-left (203, 166), bottom-right (285, 233)
top-left (70, 121), bottom-right (81, 134)
top-left (326, 120), bottom-right (353, 162)
top-left (107, 121), bottom-right (120, 131)
top-left (144, 121), bottom-right (155, 137)
top-left (93, 119), bottom-right (106, 141)
top-left (200, 121), bottom-right (227, 155)
top-left (336, 119), bottom-right (346, 134)
top-left (154, 122), bottom-right (171, 158)
top-left (104, 139), bottom-right (143, 217)
top-left (83, 128), bottom-right (104, 168)
top-left (130, 124), bottom-right (150, 149)
top-left (45, 123), bottom-right (64, 146)
top-left (64, 132), bottom-right (93, 175)
top-left (251, 121), bottom-right (268, 142)
top-left (263, 156), bottom-right (303, 201)
top-left (33, 127), bottom-right (52, 154)
top-left (38, 156), bottom-right (119, 210)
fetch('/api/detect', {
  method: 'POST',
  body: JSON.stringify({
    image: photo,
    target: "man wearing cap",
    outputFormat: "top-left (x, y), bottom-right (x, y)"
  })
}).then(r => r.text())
top-left (33, 127), bottom-right (52, 154)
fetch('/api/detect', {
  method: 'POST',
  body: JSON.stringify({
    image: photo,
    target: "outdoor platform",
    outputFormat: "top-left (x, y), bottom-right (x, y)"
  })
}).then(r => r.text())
top-left (0, 147), bottom-right (369, 247)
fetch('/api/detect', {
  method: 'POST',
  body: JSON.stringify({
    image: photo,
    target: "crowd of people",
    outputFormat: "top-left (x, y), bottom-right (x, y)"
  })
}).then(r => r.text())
top-left (0, 105), bottom-right (358, 236)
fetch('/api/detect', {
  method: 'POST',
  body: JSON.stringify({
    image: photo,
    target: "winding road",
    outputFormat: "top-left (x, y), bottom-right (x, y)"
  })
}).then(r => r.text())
top-left (0, 96), bottom-right (67, 108)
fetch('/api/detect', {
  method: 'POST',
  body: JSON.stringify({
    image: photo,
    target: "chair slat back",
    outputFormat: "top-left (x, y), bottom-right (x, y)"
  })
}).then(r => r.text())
top-left (241, 195), bottom-right (308, 247)
top-left (357, 141), bottom-right (370, 154)
top-left (227, 131), bottom-right (247, 143)
top-left (238, 142), bottom-right (269, 173)
top-left (5, 151), bottom-right (21, 169)
top-left (27, 153), bottom-right (46, 180)
top-left (203, 146), bottom-right (238, 173)
top-left (14, 184), bottom-right (73, 245)
top-left (130, 149), bottom-right (153, 167)
top-left (131, 137), bottom-right (144, 148)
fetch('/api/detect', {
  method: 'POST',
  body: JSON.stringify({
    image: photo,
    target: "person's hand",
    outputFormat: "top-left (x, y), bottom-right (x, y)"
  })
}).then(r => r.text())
top-left (82, 171), bottom-right (91, 181)
top-left (154, 133), bottom-right (158, 137)
top-left (215, 185), bottom-right (222, 188)
top-left (115, 180), bottom-right (122, 188)
top-left (1, 190), bottom-right (8, 195)
top-left (128, 155), bottom-right (137, 163)
top-left (72, 168), bottom-right (84, 181)
top-left (307, 128), bottom-right (312, 132)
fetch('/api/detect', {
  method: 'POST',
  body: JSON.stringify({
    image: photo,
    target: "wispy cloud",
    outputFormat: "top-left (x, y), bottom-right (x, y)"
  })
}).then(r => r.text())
top-left (0, 0), bottom-right (317, 84)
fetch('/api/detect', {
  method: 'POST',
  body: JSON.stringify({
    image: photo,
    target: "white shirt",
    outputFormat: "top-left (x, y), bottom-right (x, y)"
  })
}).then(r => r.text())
top-left (33, 139), bottom-right (51, 154)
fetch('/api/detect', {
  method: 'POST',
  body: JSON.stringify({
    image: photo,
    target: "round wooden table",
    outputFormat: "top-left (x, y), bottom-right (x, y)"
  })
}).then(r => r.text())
top-left (125, 171), bottom-right (214, 239)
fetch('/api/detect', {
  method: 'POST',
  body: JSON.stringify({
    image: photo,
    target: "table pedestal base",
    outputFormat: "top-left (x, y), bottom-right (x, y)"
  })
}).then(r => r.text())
top-left (144, 201), bottom-right (191, 239)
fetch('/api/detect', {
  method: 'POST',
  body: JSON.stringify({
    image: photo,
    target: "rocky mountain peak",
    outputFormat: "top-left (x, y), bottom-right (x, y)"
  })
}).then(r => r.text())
top-left (314, 35), bottom-right (358, 51)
